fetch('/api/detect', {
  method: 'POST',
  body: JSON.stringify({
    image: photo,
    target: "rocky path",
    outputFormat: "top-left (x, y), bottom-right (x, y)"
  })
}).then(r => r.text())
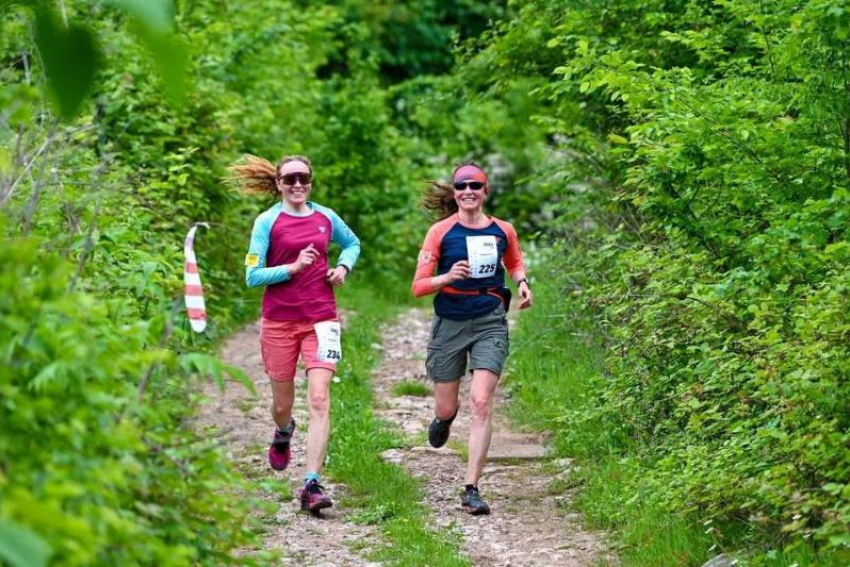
top-left (198, 309), bottom-right (614, 566)
top-left (196, 320), bottom-right (382, 566)
top-left (374, 307), bottom-right (615, 566)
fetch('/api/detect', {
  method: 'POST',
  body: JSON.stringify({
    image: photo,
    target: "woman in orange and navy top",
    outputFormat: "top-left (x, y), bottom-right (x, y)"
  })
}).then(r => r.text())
top-left (412, 163), bottom-right (533, 515)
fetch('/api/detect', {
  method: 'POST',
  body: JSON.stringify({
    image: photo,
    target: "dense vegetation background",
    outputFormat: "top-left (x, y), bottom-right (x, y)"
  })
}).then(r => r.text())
top-left (2, 0), bottom-right (849, 565)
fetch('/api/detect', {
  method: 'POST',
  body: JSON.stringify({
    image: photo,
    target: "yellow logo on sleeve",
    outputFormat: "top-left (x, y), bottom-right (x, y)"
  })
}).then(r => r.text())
top-left (245, 253), bottom-right (260, 267)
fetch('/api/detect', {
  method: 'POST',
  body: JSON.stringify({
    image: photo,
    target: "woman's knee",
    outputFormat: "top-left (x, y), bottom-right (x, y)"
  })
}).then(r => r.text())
top-left (308, 390), bottom-right (330, 415)
top-left (271, 401), bottom-right (291, 421)
top-left (469, 394), bottom-right (492, 421)
top-left (436, 398), bottom-right (458, 419)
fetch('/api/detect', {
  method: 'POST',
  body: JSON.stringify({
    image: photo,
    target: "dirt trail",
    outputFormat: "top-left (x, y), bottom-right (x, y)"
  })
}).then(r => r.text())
top-left (374, 307), bottom-right (616, 566)
top-left (196, 320), bottom-right (382, 566)
top-left (197, 309), bottom-right (614, 566)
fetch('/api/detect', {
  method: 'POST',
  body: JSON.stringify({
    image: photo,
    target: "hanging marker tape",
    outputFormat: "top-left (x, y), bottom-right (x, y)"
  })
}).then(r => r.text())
top-left (183, 222), bottom-right (210, 333)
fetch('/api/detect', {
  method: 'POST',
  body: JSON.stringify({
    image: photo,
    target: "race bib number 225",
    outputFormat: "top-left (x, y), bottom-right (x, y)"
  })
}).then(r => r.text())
top-left (466, 235), bottom-right (498, 279)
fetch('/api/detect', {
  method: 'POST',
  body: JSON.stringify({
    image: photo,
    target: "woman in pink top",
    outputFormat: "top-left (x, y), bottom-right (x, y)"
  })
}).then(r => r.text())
top-left (228, 154), bottom-right (360, 514)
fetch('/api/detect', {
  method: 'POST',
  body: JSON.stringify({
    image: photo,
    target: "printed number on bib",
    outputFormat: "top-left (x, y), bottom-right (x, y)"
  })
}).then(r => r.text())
top-left (466, 235), bottom-right (499, 279)
top-left (314, 321), bottom-right (342, 363)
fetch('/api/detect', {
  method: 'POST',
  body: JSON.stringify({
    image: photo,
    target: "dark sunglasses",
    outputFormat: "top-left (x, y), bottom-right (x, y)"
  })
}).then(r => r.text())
top-left (453, 181), bottom-right (486, 191)
top-left (279, 172), bottom-right (312, 185)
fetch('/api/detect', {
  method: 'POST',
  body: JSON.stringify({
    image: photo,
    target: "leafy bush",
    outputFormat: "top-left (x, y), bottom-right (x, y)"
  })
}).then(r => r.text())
top-left (0, 232), bottom-right (255, 565)
top-left (441, 0), bottom-right (850, 560)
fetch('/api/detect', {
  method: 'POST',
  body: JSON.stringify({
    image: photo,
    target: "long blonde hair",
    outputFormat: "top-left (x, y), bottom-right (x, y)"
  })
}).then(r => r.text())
top-left (225, 154), bottom-right (313, 196)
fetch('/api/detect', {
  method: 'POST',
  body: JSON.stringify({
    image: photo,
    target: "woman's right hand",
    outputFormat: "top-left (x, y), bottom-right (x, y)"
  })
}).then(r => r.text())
top-left (290, 244), bottom-right (318, 275)
top-left (442, 260), bottom-right (471, 285)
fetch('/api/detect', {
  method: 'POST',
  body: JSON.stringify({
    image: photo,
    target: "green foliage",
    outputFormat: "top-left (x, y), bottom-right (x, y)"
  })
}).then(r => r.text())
top-left (460, 0), bottom-right (850, 561)
top-left (0, 233), bottom-right (256, 564)
top-left (312, 0), bottom-right (507, 82)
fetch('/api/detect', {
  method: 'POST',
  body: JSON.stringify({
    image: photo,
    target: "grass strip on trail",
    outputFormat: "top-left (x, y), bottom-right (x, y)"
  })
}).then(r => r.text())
top-left (327, 286), bottom-right (469, 567)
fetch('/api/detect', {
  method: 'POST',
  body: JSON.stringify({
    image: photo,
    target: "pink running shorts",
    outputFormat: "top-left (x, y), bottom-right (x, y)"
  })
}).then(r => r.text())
top-left (260, 318), bottom-right (337, 381)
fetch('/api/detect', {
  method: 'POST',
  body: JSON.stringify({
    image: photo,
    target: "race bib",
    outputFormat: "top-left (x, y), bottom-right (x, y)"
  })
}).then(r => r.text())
top-left (314, 321), bottom-right (342, 363)
top-left (466, 235), bottom-right (498, 279)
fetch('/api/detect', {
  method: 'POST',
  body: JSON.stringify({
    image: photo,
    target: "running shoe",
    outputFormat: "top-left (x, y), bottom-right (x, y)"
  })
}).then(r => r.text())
top-left (299, 479), bottom-right (333, 513)
top-left (268, 418), bottom-right (296, 471)
top-left (428, 407), bottom-right (458, 448)
top-left (461, 485), bottom-right (491, 515)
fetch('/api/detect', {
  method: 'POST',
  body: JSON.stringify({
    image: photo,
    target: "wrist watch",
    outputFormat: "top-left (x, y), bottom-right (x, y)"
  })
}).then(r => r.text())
top-left (518, 278), bottom-right (530, 287)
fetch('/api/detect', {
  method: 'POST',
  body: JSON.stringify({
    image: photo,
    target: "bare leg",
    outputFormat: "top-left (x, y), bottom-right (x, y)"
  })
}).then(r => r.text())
top-left (433, 379), bottom-right (461, 420)
top-left (305, 368), bottom-right (333, 474)
top-left (465, 369), bottom-right (499, 485)
top-left (269, 379), bottom-right (296, 429)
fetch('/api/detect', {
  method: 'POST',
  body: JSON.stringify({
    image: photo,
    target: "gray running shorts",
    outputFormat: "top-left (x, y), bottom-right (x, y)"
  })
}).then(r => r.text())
top-left (425, 304), bottom-right (510, 382)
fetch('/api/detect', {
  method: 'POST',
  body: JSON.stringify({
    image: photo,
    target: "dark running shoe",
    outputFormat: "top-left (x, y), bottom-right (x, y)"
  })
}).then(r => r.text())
top-left (461, 486), bottom-right (491, 515)
top-left (428, 407), bottom-right (458, 448)
top-left (300, 480), bottom-right (333, 513)
top-left (268, 418), bottom-right (296, 471)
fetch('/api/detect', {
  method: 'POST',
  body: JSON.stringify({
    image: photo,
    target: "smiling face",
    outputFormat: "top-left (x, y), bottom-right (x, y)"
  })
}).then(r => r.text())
top-left (453, 178), bottom-right (488, 213)
top-left (276, 160), bottom-right (312, 207)
top-left (451, 165), bottom-right (489, 215)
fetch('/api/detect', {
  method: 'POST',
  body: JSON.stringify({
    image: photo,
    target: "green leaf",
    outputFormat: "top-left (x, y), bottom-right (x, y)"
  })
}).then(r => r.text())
top-left (107, 0), bottom-right (174, 33)
top-left (34, 12), bottom-right (101, 120)
top-left (219, 362), bottom-right (257, 396)
top-left (178, 353), bottom-right (256, 395)
top-left (135, 28), bottom-right (190, 104)
top-left (0, 519), bottom-right (51, 567)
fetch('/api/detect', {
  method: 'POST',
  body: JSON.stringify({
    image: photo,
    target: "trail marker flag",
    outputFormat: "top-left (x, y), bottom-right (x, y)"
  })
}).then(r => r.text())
top-left (183, 222), bottom-right (210, 333)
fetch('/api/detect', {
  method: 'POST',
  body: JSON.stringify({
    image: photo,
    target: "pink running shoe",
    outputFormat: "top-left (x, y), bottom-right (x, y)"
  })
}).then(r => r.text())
top-left (268, 418), bottom-right (295, 471)
top-left (299, 480), bottom-right (333, 513)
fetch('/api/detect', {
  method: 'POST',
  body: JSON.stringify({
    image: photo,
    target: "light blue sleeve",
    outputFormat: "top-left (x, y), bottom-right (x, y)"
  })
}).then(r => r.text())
top-left (245, 210), bottom-right (291, 288)
top-left (316, 204), bottom-right (361, 272)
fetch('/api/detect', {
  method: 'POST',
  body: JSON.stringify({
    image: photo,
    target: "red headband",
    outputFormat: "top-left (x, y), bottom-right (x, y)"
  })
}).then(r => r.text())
top-left (453, 164), bottom-right (488, 185)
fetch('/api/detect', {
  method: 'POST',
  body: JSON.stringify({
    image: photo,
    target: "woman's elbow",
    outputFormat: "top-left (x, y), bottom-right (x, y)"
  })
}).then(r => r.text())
top-left (411, 280), bottom-right (430, 298)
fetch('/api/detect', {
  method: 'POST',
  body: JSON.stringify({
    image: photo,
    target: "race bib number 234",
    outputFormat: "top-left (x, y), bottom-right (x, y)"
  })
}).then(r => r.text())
top-left (314, 321), bottom-right (342, 363)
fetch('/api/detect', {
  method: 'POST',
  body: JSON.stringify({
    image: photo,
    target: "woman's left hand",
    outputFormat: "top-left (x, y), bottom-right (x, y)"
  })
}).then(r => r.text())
top-left (327, 266), bottom-right (347, 287)
top-left (518, 281), bottom-right (534, 309)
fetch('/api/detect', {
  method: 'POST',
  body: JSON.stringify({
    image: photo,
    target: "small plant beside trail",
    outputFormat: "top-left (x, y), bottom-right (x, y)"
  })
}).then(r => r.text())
top-left (392, 380), bottom-right (432, 397)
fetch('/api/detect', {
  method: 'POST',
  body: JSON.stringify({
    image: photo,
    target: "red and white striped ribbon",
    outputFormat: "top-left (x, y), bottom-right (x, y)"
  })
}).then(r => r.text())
top-left (184, 222), bottom-right (210, 333)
